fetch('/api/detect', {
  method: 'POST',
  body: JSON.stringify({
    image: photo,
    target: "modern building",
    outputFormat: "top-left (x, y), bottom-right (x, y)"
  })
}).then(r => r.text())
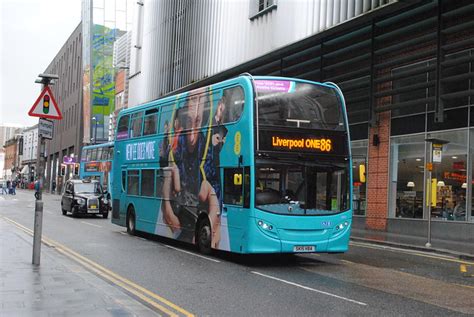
top-left (42, 0), bottom-right (135, 193)
top-left (110, 31), bottom-right (133, 140)
top-left (126, 0), bottom-right (474, 247)
top-left (20, 124), bottom-right (38, 183)
top-left (81, 0), bottom-right (134, 145)
top-left (43, 23), bottom-right (84, 194)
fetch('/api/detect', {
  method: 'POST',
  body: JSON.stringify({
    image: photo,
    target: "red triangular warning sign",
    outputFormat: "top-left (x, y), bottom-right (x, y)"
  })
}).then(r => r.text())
top-left (28, 86), bottom-right (62, 120)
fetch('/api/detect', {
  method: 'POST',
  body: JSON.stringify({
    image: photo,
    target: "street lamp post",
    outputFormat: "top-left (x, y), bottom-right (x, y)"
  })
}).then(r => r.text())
top-left (92, 116), bottom-right (98, 144)
top-left (424, 138), bottom-right (449, 248)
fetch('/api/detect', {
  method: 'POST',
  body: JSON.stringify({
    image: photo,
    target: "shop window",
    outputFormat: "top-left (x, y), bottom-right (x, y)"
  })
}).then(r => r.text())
top-left (426, 130), bottom-right (468, 221)
top-left (389, 134), bottom-right (426, 219)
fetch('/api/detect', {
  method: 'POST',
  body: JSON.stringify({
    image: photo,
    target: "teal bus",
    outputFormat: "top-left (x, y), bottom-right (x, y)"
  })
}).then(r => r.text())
top-left (111, 75), bottom-right (352, 254)
top-left (80, 142), bottom-right (114, 192)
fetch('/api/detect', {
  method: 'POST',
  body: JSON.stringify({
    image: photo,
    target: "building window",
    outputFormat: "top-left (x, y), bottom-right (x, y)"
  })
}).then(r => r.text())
top-left (427, 130), bottom-right (468, 221)
top-left (389, 134), bottom-right (426, 219)
top-left (389, 130), bottom-right (469, 222)
top-left (249, 0), bottom-right (277, 20)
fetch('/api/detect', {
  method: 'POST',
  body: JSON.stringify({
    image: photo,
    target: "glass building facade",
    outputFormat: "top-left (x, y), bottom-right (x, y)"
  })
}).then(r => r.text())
top-left (82, 0), bottom-right (134, 144)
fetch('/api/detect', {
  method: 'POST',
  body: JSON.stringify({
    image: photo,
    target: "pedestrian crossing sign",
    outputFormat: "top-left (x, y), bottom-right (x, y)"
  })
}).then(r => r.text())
top-left (28, 86), bottom-right (62, 120)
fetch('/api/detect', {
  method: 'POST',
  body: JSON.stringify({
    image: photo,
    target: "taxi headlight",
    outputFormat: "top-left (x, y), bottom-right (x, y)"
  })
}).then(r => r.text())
top-left (75, 198), bottom-right (85, 205)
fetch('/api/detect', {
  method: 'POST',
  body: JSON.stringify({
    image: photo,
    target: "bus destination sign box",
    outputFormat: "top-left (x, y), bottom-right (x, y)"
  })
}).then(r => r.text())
top-left (259, 130), bottom-right (347, 156)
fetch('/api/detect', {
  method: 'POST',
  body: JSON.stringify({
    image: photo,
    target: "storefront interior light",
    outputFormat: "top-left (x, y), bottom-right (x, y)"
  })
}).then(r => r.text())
top-left (416, 158), bottom-right (422, 162)
top-left (437, 181), bottom-right (446, 187)
top-left (452, 156), bottom-right (457, 159)
top-left (462, 183), bottom-right (467, 189)
top-left (407, 181), bottom-right (415, 188)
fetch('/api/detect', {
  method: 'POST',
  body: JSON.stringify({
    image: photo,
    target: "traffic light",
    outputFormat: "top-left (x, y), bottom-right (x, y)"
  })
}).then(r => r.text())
top-left (74, 163), bottom-right (79, 175)
top-left (43, 95), bottom-right (50, 114)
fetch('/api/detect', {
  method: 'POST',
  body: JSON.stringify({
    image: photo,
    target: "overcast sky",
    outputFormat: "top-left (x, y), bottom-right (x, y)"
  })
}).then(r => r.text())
top-left (1, 0), bottom-right (82, 127)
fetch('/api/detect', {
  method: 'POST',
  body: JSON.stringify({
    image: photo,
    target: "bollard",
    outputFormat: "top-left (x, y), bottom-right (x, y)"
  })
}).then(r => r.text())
top-left (32, 200), bottom-right (43, 265)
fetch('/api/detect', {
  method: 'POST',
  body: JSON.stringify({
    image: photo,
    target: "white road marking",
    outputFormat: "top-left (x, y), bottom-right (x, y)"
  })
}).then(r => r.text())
top-left (251, 271), bottom-right (367, 306)
top-left (0, 197), bottom-right (5, 201)
top-left (164, 244), bottom-right (221, 263)
top-left (44, 210), bottom-right (53, 215)
top-left (350, 241), bottom-right (474, 265)
top-left (80, 221), bottom-right (102, 228)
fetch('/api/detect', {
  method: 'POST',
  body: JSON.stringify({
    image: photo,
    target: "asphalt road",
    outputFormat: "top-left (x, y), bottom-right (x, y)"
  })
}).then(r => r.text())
top-left (1, 190), bottom-right (473, 316)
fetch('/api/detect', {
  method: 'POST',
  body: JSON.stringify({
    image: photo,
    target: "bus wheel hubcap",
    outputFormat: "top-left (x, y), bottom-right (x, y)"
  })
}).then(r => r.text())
top-left (200, 225), bottom-right (211, 246)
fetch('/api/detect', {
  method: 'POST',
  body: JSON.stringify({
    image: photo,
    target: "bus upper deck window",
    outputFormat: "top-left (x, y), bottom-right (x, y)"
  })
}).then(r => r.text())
top-left (117, 116), bottom-right (130, 140)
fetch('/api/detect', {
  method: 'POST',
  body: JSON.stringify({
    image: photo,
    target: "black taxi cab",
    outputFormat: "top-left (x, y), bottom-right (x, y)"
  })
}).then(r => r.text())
top-left (61, 179), bottom-right (111, 218)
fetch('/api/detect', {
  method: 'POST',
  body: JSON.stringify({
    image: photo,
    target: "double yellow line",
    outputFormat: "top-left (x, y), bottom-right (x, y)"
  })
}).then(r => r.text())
top-left (2, 216), bottom-right (194, 317)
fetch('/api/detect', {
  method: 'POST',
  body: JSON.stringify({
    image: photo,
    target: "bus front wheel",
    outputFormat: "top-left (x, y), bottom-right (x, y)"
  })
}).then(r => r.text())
top-left (127, 207), bottom-right (136, 235)
top-left (197, 218), bottom-right (212, 255)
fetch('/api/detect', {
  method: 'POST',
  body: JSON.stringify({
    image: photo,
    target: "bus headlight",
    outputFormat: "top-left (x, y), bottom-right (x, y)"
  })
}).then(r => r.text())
top-left (257, 220), bottom-right (274, 231)
top-left (335, 221), bottom-right (350, 230)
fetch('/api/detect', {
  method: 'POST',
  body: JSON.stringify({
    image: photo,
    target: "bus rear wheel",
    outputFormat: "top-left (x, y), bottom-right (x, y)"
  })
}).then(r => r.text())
top-left (197, 218), bottom-right (212, 255)
top-left (127, 208), bottom-right (136, 235)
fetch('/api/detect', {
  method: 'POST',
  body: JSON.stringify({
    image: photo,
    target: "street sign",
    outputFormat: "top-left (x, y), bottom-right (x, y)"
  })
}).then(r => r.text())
top-left (28, 86), bottom-right (62, 119)
top-left (38, 118), bottom-right (54, 140)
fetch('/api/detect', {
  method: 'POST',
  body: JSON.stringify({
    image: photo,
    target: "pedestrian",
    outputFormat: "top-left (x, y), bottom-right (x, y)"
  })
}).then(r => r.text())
top-left (34, 179), bottom-right (41, 200)
top-left (6, 180), bottom-right (11, 195)
top-left (0, 182), bottom-right (6, 195)
top-left (11, 180), bottom-right (17, 195)
top-left (52, 180), bottom-right (56, 194)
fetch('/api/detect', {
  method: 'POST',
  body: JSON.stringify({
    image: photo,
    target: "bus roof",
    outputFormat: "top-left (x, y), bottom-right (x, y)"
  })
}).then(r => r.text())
top-left (82, 142), bottom-right (114, 150)
top-left (117, 75), bottom-right (340, 117)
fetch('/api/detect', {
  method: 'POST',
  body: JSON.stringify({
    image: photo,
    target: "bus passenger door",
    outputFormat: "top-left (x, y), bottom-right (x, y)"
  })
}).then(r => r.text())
top-left (220, 167), bottom-right (250, 253)
top-left (112, 168), bottom-right (127, 225)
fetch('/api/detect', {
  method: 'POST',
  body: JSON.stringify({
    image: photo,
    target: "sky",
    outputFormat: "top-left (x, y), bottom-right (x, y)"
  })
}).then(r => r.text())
top-left (0, 0), bottom-right (82, 127)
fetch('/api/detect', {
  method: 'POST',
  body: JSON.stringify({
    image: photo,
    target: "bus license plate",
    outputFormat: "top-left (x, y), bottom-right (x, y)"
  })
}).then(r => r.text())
top-left (293, 246), bottom-right (315, 252)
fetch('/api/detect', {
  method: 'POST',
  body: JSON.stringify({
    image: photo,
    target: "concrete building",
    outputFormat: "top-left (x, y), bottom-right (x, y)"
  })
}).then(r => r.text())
top-left (126, 0), bottom-right (474, 247)
top-left (20, 125), bottom-right (38, 183)
top-left (43, 23), bottom-right (84, 194)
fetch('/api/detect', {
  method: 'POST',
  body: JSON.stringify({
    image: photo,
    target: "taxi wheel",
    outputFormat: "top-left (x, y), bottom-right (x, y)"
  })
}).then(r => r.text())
top-left (127, 208), bottom-right (136, 235)
top-left (197, 218), bottom-right (212, 255)
top-left (71, 206), bottom-right (78, 217)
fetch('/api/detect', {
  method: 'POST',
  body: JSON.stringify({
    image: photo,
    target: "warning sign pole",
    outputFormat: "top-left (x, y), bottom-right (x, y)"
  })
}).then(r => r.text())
top-left (31, 73), bottom-right (60, 266)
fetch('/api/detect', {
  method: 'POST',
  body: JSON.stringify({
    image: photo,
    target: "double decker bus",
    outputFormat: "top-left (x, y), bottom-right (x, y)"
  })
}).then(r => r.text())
top-left (111, 75), bottom-right (352, 254)
top-left (79, 142), bottom-right (114, 192)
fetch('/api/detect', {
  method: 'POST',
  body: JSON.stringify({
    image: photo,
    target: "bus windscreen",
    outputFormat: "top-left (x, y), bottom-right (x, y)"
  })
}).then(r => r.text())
top-left (255, 80), bottom-right (344, 130)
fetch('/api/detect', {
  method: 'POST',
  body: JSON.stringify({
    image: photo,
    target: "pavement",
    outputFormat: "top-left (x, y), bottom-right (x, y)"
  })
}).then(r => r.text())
top-left (1, 189), bottom-right (473, 316)
top-left (351, 228), bottom-right (474, 260)
top-left (0, 196), bottom-right (160, 316)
